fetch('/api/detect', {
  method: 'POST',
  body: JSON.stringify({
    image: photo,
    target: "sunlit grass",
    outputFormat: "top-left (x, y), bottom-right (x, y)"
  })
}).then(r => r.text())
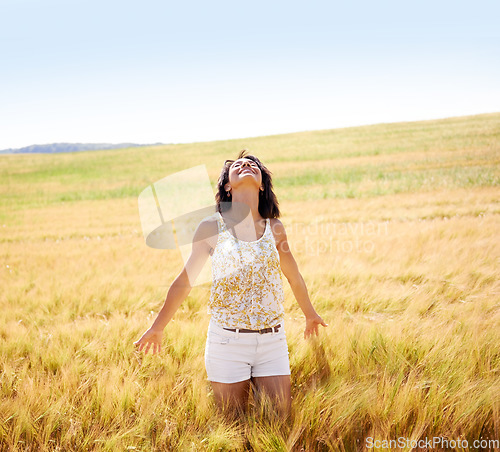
top-left (1, 113), bottom-right (499, 450)
top-left (1, 112), bottom-right (498, 210)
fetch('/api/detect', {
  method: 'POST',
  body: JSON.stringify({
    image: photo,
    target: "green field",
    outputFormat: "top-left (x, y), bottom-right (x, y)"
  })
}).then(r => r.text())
top-left (1, 113), bottom-right (499, 451)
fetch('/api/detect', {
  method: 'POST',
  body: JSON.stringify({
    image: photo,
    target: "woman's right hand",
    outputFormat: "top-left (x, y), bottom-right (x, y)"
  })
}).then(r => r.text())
top-left (134, 327), bottom-right (163, 354)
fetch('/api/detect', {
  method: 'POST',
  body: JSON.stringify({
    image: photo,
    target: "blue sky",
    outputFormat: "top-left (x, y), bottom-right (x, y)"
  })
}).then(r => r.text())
top-left (1, 0), bottom-right (499, 149)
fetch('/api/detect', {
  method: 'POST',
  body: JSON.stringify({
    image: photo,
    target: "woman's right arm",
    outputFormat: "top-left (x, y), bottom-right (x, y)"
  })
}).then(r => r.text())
top-left (134, 218), bottom-right (215, 354)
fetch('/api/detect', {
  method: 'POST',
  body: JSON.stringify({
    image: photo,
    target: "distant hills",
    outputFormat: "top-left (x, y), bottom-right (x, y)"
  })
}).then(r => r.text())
top-left (0, 142), bottom-right (164, 154)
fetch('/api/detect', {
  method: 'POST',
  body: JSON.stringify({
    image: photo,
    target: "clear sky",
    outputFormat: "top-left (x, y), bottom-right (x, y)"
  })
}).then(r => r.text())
top-left (1, 0), bottom-right (499, 149)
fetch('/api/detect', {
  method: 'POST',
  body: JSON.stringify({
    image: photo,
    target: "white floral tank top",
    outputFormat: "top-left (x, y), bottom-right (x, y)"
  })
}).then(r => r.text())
top-left (208, 211), bottom-right (285, 329)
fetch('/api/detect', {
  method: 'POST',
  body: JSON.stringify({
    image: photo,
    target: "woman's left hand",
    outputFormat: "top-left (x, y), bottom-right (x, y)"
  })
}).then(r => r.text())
top-left (304, 315), bottom-right (328, 339)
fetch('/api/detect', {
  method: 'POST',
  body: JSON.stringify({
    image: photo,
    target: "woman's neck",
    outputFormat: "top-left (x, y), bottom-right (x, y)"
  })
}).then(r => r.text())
top-left (230, 187), bottom-right (261, 221)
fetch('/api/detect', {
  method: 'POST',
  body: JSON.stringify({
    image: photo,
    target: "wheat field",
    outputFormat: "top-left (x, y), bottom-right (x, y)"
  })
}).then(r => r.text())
top-left (1, 113), bottom-right (499, 451)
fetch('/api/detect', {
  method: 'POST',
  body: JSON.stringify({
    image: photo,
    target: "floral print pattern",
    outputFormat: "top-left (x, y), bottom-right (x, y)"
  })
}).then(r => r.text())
top-left (208, 212), bottom-right (285, 329)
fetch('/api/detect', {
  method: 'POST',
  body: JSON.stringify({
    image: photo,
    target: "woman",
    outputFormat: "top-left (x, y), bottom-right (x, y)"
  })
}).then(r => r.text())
top-left (134, 150), bottom-right (327, 418)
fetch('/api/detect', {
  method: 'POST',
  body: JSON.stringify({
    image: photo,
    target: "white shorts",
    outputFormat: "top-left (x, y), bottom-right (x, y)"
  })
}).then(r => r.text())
top-left (204, 318), bottom-right (291, 384)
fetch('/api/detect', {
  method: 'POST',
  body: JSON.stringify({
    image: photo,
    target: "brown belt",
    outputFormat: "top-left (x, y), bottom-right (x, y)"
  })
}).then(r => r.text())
top-left (223, 324), bottom-right (281, 334)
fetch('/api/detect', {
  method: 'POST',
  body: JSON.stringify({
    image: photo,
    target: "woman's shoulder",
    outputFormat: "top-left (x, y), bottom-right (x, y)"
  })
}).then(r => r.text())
top-left (188, 215), bottom-right (219, 254)
top-left (198, 212), bottom-right (220, 233)
top-left (269, 217), bottom-right (285, 229)
top-left (269, 218), bottom-right (286, 242)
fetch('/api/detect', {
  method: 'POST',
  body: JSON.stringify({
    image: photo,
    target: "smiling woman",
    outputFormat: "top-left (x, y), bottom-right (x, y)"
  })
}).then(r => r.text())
top-left (134, 149), bottom-right (327, 419)
top-left (216, 153), bottom-right (280, 219)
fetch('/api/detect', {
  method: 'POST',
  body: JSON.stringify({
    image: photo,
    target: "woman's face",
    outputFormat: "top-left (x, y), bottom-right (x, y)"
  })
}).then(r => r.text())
top-left (226, 158), bottom-right (263, 191)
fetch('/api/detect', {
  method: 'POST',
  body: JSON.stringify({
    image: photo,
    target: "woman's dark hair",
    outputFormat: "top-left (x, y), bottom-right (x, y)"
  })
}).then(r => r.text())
top-left (215, 150), bottom-right (280, 218)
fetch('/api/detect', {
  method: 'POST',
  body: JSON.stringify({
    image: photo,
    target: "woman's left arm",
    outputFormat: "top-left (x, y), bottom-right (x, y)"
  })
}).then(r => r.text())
top-left (271, 219), bottom-right (328, 338)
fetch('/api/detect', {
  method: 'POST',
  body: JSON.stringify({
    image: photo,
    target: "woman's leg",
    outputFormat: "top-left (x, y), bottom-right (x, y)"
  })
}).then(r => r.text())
top-left (252, 375), bottom-right (291, 417)
top-left (210, 379), bottom-right (251, 418)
